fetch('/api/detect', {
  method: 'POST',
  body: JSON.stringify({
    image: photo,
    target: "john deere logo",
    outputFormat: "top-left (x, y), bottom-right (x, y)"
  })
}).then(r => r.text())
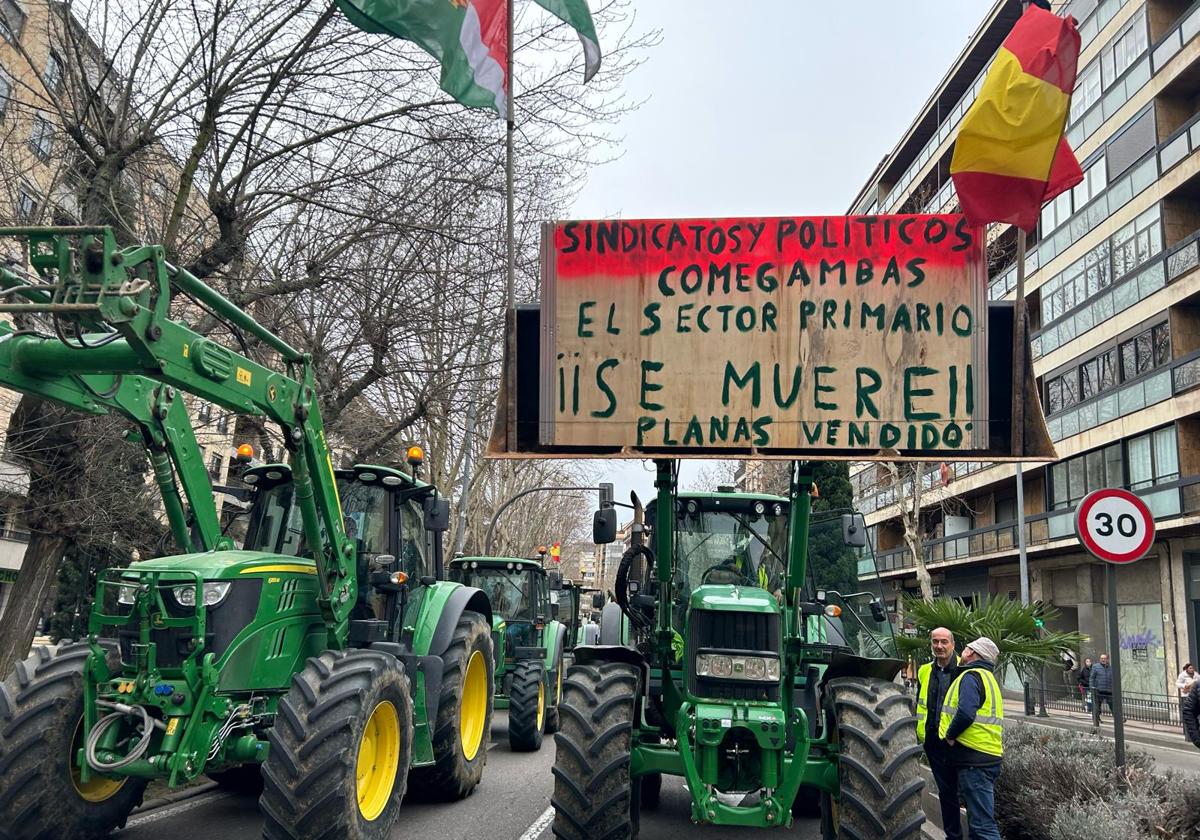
top-left (152, 613), bottom-right (165, 628)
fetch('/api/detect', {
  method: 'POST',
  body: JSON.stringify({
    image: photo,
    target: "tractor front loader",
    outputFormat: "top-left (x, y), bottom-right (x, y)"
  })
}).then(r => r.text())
top-left (552, 461), bottom-right (923, 838)
top-left (447, 556), bottom-right (568, 751)
top-left (0, 227), bottom-right (494, 840)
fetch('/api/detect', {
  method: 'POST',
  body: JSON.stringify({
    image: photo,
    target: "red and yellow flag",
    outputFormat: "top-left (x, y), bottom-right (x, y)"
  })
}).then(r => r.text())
top-left (950, 6), bottom-right (1084, 232)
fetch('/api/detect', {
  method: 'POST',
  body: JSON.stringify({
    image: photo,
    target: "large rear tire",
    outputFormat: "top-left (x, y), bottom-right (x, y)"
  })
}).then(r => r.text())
top-left (551, 662), bottom-right (640, 839)
top-left (508, 659), bottom-right (546, 752)
top-left (260, 649), bottom-right (413, 840)
top-left (821, 677), bottom-right (924, 840)
top-left (407, 610), bottom-right (494, 800)
top-left (0, 641), bottom-right (147, 840)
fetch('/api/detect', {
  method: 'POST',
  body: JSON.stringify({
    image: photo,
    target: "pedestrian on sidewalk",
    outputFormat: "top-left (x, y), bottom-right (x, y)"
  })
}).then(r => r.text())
top-left (1090, 654), bottom-right (1115, 721)
top-left (1077, 656), bottom-right (1092, 713)
top-left (916, 627), bottom-right (962, 840)
top-left (1183, 679), bottom-right (1200, 750)
top-left (1177, 662), bottom-right (1197, 700)
top-left (940, 636), bottom-right (1004, 840)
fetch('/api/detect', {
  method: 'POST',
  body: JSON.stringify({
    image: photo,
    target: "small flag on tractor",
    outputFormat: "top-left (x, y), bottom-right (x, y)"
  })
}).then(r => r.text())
top-left (335, 0), bottom-right (510, 118)
top-left (950, 4), bottom-right (1083, 231)
top-left (550, 542), bottom-right (561, 563)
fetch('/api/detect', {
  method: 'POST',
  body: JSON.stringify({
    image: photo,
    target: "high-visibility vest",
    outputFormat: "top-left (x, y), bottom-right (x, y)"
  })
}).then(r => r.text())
top-left (915, 655), bottom-right (958, 743)
top-left (938, 666), bottom-right (1004, 757)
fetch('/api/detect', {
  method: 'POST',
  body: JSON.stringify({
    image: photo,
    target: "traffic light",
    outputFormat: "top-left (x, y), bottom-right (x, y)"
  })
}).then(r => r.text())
top-left (598, 482), bottom-right (614, 509)
top-left (1034, 617), bottom-right (1045, 629)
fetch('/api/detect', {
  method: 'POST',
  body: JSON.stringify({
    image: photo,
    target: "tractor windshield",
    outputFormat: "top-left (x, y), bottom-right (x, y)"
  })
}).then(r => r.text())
top-left (806, 513), bottom-right (896, 658)
top-left (674, 509), bottom-right (788, 596)
top-left (243, 479), bottom-right (390, 558)
top-left (471, 568), bottom-right (535, 622)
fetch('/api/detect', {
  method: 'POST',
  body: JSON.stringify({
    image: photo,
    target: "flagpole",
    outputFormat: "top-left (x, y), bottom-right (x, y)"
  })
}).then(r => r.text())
top-left (504, 0), bottom-right (517, 447)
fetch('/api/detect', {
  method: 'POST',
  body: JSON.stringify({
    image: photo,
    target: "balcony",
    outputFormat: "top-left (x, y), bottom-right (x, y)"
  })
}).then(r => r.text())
top-left (868, 475), bottom-right (1200, 576)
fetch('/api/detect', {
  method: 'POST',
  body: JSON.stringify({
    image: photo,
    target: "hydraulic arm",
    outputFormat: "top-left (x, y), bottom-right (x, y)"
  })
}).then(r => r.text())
top-left (0, 226), bottom-right (355, 642)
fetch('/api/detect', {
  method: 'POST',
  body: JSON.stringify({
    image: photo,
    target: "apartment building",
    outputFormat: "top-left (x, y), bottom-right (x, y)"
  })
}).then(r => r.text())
top-left (848, 0), bottom-right (1200, 697)
top-left (0, 1), bottom-right (233, 615)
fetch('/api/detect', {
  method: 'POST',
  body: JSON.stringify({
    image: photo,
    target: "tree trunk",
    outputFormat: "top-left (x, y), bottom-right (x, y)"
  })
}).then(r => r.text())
top-left (889, 461), bottom-right (934, 602)
top-left (0, 532), bottom-right (68, 676)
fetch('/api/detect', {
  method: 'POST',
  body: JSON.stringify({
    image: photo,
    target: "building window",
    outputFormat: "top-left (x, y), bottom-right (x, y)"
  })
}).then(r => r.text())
top-left (1127, 426), bottom-right (1179, 491)
top-left (197, 401), bottom-right (212, 423)
top-left (1080, 348), bottom-right (1118, 401)
top-left (28, 115), bottom-right (53, 162)
top-left (1050, 442), bottom-right (1124, 510)
top-left (1104, 8), bottom-right (1147, 85)
top-left (1119, 321), bottom-right (1169, 381)
top-left (208, 453), bottom-right (223, 481)
top-left (216, 412), bottom-right (229, 434)
top-left (16, 187), bottom-right (38, 221)
top-left (1070, 60), bottom-right (1101, 123)
top-left (0, 0), bottom-right (25, 45)
top-left (0, 73), bottom-right (10, 122)
top-left (43, 51), bottom-right (63, 95)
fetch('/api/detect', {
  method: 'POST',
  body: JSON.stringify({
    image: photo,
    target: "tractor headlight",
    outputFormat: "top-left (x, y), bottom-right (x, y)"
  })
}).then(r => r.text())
top-left (117, 584), bottom-right (137, 605)
top-left (695, 652), bottom-right (780, 682)
top-left (173, 581), bottom-right (232, 608)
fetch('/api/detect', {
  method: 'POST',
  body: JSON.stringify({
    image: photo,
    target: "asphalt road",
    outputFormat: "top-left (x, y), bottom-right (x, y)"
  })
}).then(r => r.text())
top-left (116, 712), bottom-right (822, 840)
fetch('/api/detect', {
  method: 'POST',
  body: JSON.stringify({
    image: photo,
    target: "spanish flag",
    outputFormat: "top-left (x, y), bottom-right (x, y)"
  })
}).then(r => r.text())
top-left (950, 5), bottom-right (1084, 232)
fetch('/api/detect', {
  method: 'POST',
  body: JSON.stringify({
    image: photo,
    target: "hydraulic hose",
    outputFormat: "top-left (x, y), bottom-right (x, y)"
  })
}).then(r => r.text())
top-left (85, 700), bottom-right (165, 772)
top-left (615, 543), bottom-right (655, 631)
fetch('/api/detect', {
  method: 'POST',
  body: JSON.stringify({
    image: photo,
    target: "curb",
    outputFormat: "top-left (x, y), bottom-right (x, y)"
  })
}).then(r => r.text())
top-left (134, 781), bottom-right (220, 814)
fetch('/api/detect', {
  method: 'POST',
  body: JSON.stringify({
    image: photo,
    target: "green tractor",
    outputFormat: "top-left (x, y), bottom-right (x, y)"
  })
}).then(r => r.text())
top-left (447, 556), bottom-right (568, 751)
top-left (0, 227), bottom-right (494, 839)
top-left (552, 461), bottom-right (920, 837)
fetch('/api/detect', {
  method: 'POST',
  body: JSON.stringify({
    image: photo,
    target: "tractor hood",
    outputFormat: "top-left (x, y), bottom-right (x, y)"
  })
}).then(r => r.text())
top-left (688, 584), bottom-right (779, 615)
top-left (126, 550), bottom-right (316, 580)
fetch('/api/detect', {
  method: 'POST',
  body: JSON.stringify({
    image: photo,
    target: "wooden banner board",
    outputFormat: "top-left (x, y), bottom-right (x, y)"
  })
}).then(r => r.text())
top-left (488, 214), bottom-right (1056, 462)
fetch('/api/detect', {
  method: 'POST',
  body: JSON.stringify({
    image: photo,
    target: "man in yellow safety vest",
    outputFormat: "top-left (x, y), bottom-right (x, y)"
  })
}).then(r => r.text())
top-left (915, 627), bottom-right (961, 840)
top-left (939, 636), bottom-right (1004, 840)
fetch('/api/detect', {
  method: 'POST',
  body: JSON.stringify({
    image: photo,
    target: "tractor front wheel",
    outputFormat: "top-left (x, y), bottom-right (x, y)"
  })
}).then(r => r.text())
top-left (508, 659), bottom-right (546, 752)
top-left (407, 610), bottom-right (494, 800)
top-left (0, 641), bottom-right (147, 840)
top-left (260, 649), bottom-right (413, 840)
top-left (822, 677), bottom-right (925, 840)
top-left (551, 662), bottom-right (641, 839)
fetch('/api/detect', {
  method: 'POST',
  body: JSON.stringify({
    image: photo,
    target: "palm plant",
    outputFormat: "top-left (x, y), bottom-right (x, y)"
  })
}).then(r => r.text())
top-left (897, 596), bottom-right (1085, 680)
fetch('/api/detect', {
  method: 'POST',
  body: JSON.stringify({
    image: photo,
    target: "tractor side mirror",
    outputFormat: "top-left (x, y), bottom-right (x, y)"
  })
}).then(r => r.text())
top-left (869, 598), bottom-right (887, 623)
top-left (548, 571), bottom-right (563, 590)
top-left (841, 513), bottom-right (868, 548)
top-left (423, 496), bottom-right (450, 532)
top-left (593, 508), bottom-right (617, 544)
top-left (591, 592), bottom-right (604, 610)
top-left (550, 601), bottom-right (560, 620)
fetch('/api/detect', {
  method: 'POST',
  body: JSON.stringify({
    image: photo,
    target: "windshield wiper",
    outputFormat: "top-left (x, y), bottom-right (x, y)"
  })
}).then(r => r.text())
top-left (728, 512), bottom-right (785, 569)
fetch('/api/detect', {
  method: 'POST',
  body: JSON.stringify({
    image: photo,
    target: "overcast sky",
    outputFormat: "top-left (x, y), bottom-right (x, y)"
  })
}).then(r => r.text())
top-left (563, 0), bottom-right (994, 508)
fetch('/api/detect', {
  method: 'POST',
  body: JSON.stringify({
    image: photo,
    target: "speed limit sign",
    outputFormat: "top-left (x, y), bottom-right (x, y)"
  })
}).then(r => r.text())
top-left (1074, 488), bottom-right (1155, 564)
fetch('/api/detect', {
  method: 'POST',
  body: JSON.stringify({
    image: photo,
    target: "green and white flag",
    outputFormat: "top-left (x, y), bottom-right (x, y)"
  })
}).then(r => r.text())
top-left (533, 0), bottom-right (601, 82)
top-left (336, 0), bottom-right (510, 118)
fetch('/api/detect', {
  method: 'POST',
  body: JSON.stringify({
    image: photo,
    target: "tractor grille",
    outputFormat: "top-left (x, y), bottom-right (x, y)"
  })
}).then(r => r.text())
top-left (688, 609), bottom-right (781, 703)
top-left (119, 580), bottom-right (262, 669)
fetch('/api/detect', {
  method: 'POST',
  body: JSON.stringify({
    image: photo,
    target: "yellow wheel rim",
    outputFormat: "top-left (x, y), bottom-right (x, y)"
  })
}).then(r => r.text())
top-left (460, 650), bottom-right (487, 761)
top-left (536, 680), bottom-right (545, 731)
top-left (356, 700), bottom-right (401, 821)
top-left (69, 720), bottom-right (126, 803)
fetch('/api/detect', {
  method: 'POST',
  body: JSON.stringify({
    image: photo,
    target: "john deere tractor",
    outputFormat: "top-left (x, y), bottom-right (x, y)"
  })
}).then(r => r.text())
top-left (0, 227), bottom-right (494, 839)
top-left (552, 461), bottom-right (921, 838)
top-left (447, 556), bottom-right (568, 751)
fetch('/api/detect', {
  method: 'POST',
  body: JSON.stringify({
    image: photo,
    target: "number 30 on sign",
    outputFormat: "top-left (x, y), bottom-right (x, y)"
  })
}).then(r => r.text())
top-left (1074, 488), bottom-right (1155, 564)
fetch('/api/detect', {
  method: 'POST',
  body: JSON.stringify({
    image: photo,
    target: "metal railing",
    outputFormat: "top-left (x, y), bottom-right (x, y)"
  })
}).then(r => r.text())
top-left (1034, 681), bottom-right (1184, 728)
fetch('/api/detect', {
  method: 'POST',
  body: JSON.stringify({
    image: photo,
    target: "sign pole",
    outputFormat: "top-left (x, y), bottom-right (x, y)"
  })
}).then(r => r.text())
top-left (1106, 562), bottom-right (1126, 768)
top-left (1075, 487), bottom-right (1152, 771)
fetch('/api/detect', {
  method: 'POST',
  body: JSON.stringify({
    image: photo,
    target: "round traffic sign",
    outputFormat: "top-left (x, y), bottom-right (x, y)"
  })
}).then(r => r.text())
top-left (1074, 488), bottom-right (1155, 564)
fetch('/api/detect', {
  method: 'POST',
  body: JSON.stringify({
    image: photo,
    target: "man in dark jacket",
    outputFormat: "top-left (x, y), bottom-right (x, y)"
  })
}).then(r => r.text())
top-left (916, 628), bottom-right (962, 840)
top-left (1090, 654), bottom-right (1115, 720)
top-left (1184, 679), bottom-right (1200, 750)
top-left (1076, 656), bottom-right (1092, 712)
top-left (940, 637), bottom-right (1004, 840)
